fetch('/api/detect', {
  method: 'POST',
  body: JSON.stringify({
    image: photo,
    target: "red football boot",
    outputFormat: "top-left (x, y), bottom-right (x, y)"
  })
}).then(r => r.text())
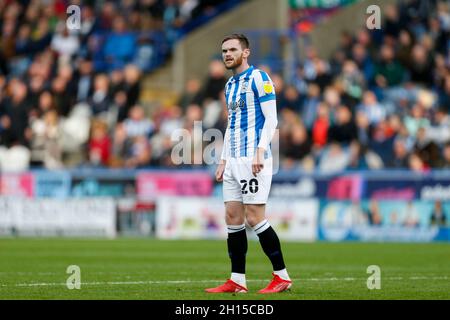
top-left (205, 279), bottom-right (248, 293)
top-left (258, 273), bottom-right (292, 294)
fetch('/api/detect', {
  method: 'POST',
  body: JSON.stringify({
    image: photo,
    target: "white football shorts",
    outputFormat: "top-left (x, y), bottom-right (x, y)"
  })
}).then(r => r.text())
top-left (223, 156), bottom-right (273, 204)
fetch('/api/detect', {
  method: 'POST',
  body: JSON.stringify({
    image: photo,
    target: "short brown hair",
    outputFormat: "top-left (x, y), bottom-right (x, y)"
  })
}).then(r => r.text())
top-left (222, 34), bottom-right (250, 49)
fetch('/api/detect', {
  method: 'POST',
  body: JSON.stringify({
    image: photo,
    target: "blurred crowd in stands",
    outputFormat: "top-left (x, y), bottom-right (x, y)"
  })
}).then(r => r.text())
top-left (0, 0), bottom-right (449, 173)
top-left (0, 0), bottom-right (230, 170)
top-left (277, 0), bottom-right (450, 173)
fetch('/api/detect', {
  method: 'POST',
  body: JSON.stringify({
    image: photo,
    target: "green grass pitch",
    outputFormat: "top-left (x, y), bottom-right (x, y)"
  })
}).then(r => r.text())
top-left (0, 238), bottom-right (449, 299)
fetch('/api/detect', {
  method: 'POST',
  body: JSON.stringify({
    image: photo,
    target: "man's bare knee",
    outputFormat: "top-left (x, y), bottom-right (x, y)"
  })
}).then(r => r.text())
top-left (225, 201), bottom-right (245, 225)
top-left (245, 204), bottom-right (266, 227)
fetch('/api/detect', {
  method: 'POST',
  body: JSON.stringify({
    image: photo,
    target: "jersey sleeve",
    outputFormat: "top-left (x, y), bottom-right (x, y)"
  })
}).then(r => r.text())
top-left (252, 70), bottom-right (276, 103)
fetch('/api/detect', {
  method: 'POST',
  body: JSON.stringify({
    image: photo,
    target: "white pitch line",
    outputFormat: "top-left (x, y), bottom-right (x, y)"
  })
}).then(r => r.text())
top-left (0, 276), bottom-right (448, 288)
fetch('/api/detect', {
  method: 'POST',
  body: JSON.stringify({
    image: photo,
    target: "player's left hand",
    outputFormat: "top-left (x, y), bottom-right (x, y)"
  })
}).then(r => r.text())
top-left (252, 148), bottom-right (265, 177)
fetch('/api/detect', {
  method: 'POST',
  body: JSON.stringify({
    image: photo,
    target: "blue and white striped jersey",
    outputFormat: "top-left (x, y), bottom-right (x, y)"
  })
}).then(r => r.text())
top-left (223, 65), bottom-right (276, 159)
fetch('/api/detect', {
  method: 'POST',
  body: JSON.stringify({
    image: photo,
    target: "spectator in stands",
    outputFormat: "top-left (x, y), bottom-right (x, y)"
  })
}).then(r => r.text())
top-left (1, 7), bottom-right (19, 61)
top-left (74, 57), bottom-right (94, 103)
top-left (356, 90), bottom-right (386, 126)
top-left (111, 90), bottom-right (129, 125)
top-left (337, 30), bottom-right (354, 58)
top-left (133, 33), bottom-right (155, 72)
top-left (30, 17), bottom-right (53, 55)
top-left (98, 1), bottom-right (118, 34)
top-left (301, 83), bottom-right (320, 130)
top-left (57, 63), bottom-right (77, 112)
top-left (355, 109), bottom-right (371, 146)
top-left (272, 73), bottom-right (287, 109)
top-left (179, 0), bottom-right (199, 23)
top-left (438, 74), bottom-right (450, 112)
top-left (51, 23), bottom-right (80, 66)
top-left (191, 0), bottom-right (227, 19)
top-left (318, 142), bottom-right (349, 173)
top-left (311, 102), bottom-right (329, 150)
top-left (328, 104), bottom-right (357, 144)
top-left (28, 75), bottom-right (47, 112)
top-left (36, 90), bottom-right (55, 118)
top-left (407, 44), bottom-right (434, 87)
top-left (388, 138), bottom-right (410, 168)
top-left (283, 122), bottom-right (311, 169)
top-left (103, 16), bottom-right (136, 71)
top-left (323, 86), bottom-right (341, 123)
top-left (337, 60), bottom-right (366, 104)
top-left (311, 57), bottom-right (332, 92)
top-left (51, 75), bottom-right (73, 117)
top-left (429, 11), bottom-right (450, 56)
top-left (3, 78), bottom-right (31, 146)
top-left (88, 74), bottom-right (111, 116)
top-left (383, 3), bottom-right (402, 39)
top-left (0, 138), bottom-right (30, 172)
top-left (124, 135), bottom-right (152, 168)
top-left (123, 64), bottom-right (142, 112)
top-left (78, 5), bottom-right (100, 46)
top-left (329, 49), bottom-right (346, 78)
top-left (178, 77), bottom-right (203, 112)
top-left (408, 151), bottom-right (429, 172)
top-left (395, 29), bottom-right (414, 69)
top-left (59, 103), bottom-right (92, 167)
top-left (279, 84), bottom-right (303, 113)
top-left (41, 109), bottom-right (63, 169)
top-left (404, 103), bottom-right (430, 137)
top-left (123, 105), bottom-right (155, 139)
top-left (202, 98), bottom-right (222, 129)
top-left (374, 44), bottom-right (405, 88)
top-left (199, 59), bottom-right (227, 103)
top-left (163, 0), bottom-right (183, 47)
top-left (303, 46), bottom-right (319, 83)
top-left (424, 108), bottom-right (450, 146)
top-left (10, 23), bottom-right (33, 77)
top-left (109, 68), bottom-right (125, 97)
top-left (347, 140), bottom-right (383, 170)
top-left (149, 106), bottom-right (183, 167)
top-left (369, 119), bottom-right (396, 164)
top-left (88, 120), bottom-right (111, 167)
top-left (413, 127), bottom-right (441, 168)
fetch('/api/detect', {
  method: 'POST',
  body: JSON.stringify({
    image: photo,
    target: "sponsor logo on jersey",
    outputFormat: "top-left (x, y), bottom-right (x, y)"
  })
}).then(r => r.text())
top-left (241, 81), bottom-right (249, 92)
top-left (228, 98), bottom-right (245, 112)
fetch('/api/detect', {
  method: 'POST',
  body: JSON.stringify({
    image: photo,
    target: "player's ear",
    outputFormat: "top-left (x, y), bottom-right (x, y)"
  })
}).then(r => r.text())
top-left (243, 48), bottom-right (250, 58)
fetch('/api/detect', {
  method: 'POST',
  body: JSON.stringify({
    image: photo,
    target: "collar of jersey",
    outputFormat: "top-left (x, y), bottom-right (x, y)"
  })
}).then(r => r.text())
top-left (232, 65), bottom-right (254, 81)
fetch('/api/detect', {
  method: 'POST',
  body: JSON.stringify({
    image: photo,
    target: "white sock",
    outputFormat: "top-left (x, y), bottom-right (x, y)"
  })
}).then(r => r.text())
top-left (231, 272), bottom-right (247, 288)
top-left (274, 268), bottom-right (291, 281)
top-left (251, 219), bottom-right (270, 235)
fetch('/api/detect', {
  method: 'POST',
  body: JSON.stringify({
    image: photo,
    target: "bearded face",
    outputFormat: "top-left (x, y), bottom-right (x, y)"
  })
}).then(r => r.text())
top-left (222, 39), bottom-right (249, 71)
top-left (224, 52), bottom-right (244, 70)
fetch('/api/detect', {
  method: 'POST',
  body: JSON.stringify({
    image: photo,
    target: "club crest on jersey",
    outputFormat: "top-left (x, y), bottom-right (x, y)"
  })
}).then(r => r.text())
top-left (241, 81), bottom-right (249, 92)
top-left (263, 81), bottom-right (273, 94)
top-left (228, 98), bottom-right (245, 112)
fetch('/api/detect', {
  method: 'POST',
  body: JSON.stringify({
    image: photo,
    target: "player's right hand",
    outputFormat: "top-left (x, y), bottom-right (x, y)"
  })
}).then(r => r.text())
top-left (215, 162), bottom-right (226, 182)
